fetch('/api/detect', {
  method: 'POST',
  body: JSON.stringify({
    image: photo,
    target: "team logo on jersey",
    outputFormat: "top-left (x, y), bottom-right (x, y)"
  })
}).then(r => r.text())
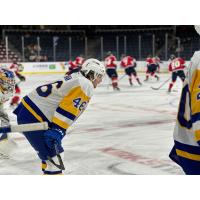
top-left (64, 75), bottom-right (72, 81)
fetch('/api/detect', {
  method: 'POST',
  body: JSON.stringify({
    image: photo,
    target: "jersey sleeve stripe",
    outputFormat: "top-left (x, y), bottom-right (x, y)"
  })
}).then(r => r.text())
top-left (21, 99), bottom-right (43, 122)
top-left (52, 116), bottom-right (69, 129)
top-left (22, 96), bottom-right (51, 123)
top-left (195, 130), bottom-right (200, 142)
top-left (176, 149), bottom-right (200, 161)
top-left (56, 107), bottom-right (76, 121)
top-left (191, 113), bottom-right (200, 124)
top-left (174, 140), bottom-right (200, 153)
top-left (54, 112), bottom-right (73, 126)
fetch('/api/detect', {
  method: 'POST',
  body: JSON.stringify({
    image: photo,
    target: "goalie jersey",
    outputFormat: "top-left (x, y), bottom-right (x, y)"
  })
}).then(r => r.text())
top-left (17, 72), bottom-right (94, 132)
top-left (169, 51), bottom-right (200, 174)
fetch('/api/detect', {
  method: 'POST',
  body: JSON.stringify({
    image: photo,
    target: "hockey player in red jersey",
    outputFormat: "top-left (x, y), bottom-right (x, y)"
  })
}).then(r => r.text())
top-left (120, 54), bottom-right (142, 86)
top-left (9, 62), bottom-right (26, 106)
top-left (154, 55), bottom-right (162, 73)
top-left (105, 51), bottom-right (120, 90)
top-left (75, 56), bottom-right (84, 67)
top-left (66, 56), bottom-right (84, 75)
top-left (168, 55), bottom-right (186, 93)
top-left (144, 55), bottom-right (160, 81)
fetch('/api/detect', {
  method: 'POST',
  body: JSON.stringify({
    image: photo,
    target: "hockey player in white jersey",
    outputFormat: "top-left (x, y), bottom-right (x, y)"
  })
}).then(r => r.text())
top-left (13, 58), bottom-right (105, 175)
top-left (169, 50), bottom-right (200, 174)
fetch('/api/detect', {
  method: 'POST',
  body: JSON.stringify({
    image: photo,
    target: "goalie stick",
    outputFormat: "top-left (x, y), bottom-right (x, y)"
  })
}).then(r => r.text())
top-left (151, 77), bottom-right (170, 90)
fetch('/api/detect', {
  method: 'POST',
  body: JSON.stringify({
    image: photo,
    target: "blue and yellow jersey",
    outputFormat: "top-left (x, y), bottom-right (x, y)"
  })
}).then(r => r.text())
top-left (21, 73), bottom-right (94, 132)
top-left (170, 51), bottom-right (200, 168)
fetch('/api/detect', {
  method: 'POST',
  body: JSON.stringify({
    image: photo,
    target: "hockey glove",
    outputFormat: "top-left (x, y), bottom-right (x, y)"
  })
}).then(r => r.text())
top-left (19, 75), bottom-right (26, 82)
top-left (16, 73), bottom-right (26, 81)
top-left (44, 129), bottom-right (65, 150)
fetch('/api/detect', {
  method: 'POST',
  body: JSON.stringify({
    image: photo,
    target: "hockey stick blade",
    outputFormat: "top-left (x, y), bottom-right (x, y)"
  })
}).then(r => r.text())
top-left (47, 142), bottom-right (65, 170)
top-left (150, 78), bottom-right (171, 91)
top-left (151, 86), bottom-right (160, 90)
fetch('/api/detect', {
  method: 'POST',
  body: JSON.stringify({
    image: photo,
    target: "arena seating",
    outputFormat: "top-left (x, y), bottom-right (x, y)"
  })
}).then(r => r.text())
top-left (0, 41), bottom-right (21, 63)
top-left (1, 28), bottom-right (200, 62)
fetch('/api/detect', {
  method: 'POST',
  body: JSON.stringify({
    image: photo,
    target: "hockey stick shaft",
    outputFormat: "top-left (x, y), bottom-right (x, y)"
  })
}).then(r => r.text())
top-left (151, 77), bottom-right (170, 90)
top-left (0, 122), bottom-right (48, 134)
top-left (118, 74), bottom-right (126, 82)
top-left (106, 73), bottom-right (126, 89)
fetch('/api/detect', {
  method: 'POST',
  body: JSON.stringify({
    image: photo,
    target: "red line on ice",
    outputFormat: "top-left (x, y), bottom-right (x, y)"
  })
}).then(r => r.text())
top-left (100, 147), bottom-right (173, 168)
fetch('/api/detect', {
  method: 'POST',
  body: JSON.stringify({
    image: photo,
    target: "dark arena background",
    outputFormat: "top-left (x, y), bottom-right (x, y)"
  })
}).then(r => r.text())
top-left (0, 25), bottom-right (198, 62)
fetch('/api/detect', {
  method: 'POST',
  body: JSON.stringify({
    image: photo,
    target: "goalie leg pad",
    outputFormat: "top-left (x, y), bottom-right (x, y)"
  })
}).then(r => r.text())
top-left (0, 105), bottom-right (9, 141)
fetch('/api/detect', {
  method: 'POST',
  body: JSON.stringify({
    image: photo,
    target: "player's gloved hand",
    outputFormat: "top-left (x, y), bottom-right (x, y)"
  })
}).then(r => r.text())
top-left (19, 76), bottom-right (26, 82)
top-left (44, 129), bottom-right (65, 150)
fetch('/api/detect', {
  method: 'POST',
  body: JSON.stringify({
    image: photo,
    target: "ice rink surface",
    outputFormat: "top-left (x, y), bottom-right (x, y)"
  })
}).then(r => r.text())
top-left (0, 73), bottom-right (184, 175)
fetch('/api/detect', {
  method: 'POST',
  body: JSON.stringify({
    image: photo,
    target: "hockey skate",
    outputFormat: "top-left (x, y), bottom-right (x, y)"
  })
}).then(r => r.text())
top-left (137, 79), bottom-right (142, 86)
top-left (155, 75), bottom-right (160, 81)
top-left (114, 87), bottom-right (120, 91)
top-left (167, 87), bottom-right (172, 93)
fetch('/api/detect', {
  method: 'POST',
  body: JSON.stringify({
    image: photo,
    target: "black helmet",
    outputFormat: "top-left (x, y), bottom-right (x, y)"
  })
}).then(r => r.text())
top-left (170, 54), bottom-right (176, 60)
top-left (106, 51), bottom-right (112, 56)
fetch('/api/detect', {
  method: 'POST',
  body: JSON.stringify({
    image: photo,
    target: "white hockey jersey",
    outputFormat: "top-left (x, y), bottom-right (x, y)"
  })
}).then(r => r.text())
top-left (21, 73), bottom-right (94, 132)
top-left (173, 51), bottom-right (200, 146)
top-left (170, 51), bottom-right (200, 168)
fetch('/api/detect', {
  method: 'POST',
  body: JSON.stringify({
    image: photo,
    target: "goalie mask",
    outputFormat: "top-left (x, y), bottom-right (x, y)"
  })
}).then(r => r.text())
top-left (0, 68), bottom-right (15, 93)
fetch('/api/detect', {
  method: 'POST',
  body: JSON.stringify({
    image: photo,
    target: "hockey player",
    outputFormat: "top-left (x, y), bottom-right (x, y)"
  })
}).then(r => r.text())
top-left (0, 68), bottom-right (15, 143)
top-left (105, 51), bottom-right (120, 90)
top-left (169, 51), bottom-right (200, 174)
top-left (167, 55), bottom-right (186, 93)
top-left (144, 55), bottom-right (160, 81)
top-left (154, 55), bottom-right (162, 73)
top-left (13, 58), bottom-right (105, 175)
top-left (9, 62), bottom-right (26, 106)
top-left (66, 56), bottom-right (84, 75)
top-left (120, 54), bottom-right (142, 86)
